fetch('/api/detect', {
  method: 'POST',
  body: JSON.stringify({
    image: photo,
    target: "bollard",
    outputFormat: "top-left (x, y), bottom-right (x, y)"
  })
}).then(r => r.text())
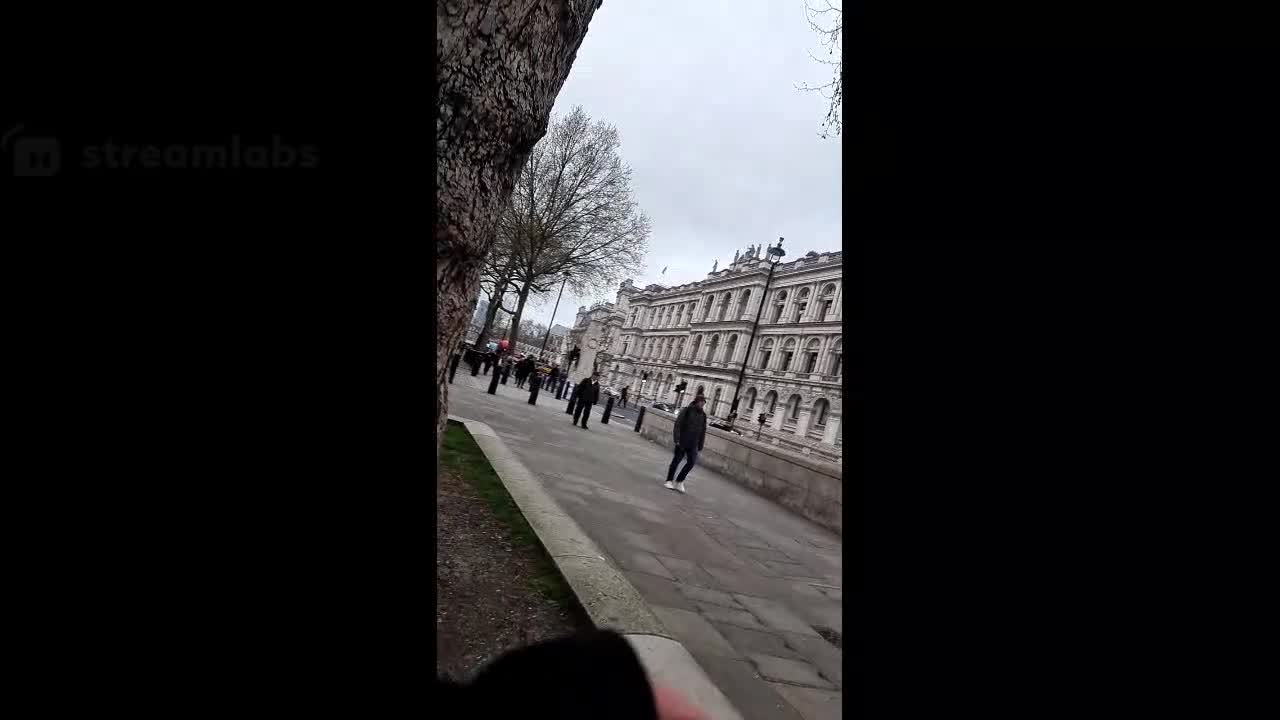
top-left (449, 354), bottom-right (461, 383)
top-left (566, 386), bottom-right (577, 414)
top-left (488, 368), bottom-right (500, 395)
top-left (602, 396), bottom-right (615, 424)
top-left (634, 406), bottom-right (646, 432)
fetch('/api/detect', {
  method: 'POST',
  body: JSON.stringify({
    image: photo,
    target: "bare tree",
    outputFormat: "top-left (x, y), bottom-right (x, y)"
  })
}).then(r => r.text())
top-left (519, 318), bottom-right (550, 349)
top-left (475, 234), bottom-right (518, 348)
top-left (798, 0), bottom-right (842, 139)
top-left (436, 0), bottom-right (605, 452)
top-left (498, 105), bottom-right (650, 347)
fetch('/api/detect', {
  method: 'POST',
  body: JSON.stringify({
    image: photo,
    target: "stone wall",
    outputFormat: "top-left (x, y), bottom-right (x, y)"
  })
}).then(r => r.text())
top-left (637, 409), bottom-right (842, 536)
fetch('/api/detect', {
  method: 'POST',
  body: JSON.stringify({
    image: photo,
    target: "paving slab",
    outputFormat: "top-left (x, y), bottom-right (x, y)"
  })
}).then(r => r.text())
top-left (623, 570), bottom-right (696, 612)
top-left (734, 595), bottom-right (821, 636)
top-left (780, 632), bottom-right (842, 688)
top-left (748, 654), bottom-right (835, 690)
top-left (651, 605), bottom-right (741, 658)
top-left (448, 380), bottom-right (843, 720)
top-left (693, 654), bottom-right (807, 720)
top-left (678, 584), bottom-right (743, 609)
top-left (767, 684), bottom-right (842, 720)
top-left (714, 623), bottom-right (806, 660)
top-left (696, 602), bottom-right (769, 631)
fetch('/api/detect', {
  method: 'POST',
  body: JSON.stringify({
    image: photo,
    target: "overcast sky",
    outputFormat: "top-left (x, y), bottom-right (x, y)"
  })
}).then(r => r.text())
top-left (524, 0), bottom-right (841, 330)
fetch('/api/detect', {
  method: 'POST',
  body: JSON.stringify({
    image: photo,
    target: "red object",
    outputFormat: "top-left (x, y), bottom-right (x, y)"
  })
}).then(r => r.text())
top-left (499, 340), bottom-right (509, 352)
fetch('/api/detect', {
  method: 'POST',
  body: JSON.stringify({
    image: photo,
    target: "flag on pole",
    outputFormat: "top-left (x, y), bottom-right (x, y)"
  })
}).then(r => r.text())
top-left (661, 266), bottom-right (667, 275)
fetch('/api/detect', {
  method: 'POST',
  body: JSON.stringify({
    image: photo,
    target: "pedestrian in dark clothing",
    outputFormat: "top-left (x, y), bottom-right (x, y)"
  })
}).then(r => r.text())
top-left (620, 385), bottom-right (629, 409)
top-left (573, 372), bottom-right (602, 428)
top-left (666, 390), bottom-right (707, 494)
top-left (439, 629), bottom-right (706, 720)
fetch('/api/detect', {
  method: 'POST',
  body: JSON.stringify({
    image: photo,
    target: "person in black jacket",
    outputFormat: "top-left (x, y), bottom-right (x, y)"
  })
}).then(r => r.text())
top-left (438, 629), bottom-right (705, 719)
top-left (620, 385), bottom-right (629, 409)
top-left (572, 372), bottom-right (602, 429)
top-left (666, 390), bottom-right (707, 494)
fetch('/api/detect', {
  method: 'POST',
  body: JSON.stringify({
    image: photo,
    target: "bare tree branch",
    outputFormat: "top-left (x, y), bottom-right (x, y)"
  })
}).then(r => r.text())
top-left (797, 0), bottom-right (842, 139)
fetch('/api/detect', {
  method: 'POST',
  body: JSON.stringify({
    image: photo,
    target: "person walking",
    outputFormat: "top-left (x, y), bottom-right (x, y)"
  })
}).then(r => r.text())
top-left (572, 372), bottom-right (602, 429)
top-left (665, 390), bottom-right (707, 494)
top-left (620, 385), bottom-right (629, 409)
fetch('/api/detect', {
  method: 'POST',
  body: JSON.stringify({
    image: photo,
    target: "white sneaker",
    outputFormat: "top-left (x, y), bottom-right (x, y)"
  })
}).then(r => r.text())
top-left (676, 482), bottom-right (687, 494)
top-left (665, 481), bottom-right (676, 490)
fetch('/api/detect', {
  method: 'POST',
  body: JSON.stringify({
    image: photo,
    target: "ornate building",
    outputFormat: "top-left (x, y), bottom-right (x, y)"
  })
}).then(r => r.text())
top-left (592, 244), bottom-right (843, 455)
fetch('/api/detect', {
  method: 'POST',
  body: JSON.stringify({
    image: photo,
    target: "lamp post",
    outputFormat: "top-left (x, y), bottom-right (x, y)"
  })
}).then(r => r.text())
top-left (541, 272), bottom-right (570, 357)
top-left (728, 238), bottom-right (786, 429)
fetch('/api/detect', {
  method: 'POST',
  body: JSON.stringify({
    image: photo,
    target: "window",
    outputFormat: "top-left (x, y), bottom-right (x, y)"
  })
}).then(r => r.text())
top-left (819, 284), bottom-right (836, 320)
top-left (788, 394), bottom-right (803, 420)
top-left (813, 398), bottom-right (829, 426)
top-left (829, 337), bottom-right (843, 376)
top-left (764, 391), bottom-right (778, 415)
top-left (706, 335), bottom-right (720, 362)
top-left (781, 338), bottom-right (797, 371)
top-left (703, 297), bottom-right (714, 321)
top-left (711, 388), bottom-right (722, 416)
top-left (758, 338), bottom-right (775, 369)
top-left (745, 387), bottom-right (757, 410)
top-left (734, 289), bottom-right (751, 319)
top-left (804, 338), bottom-right (821, 373)
top-left (691, 335), bottom-right (703, 360)
top-left (771, 291), bottom-right (788, 323)
top-left (725, 334), bottom-right (738, 364)
top-left (717, 293), bottom-right (731, 321)
top-left (795, 288), bottom-right (811, 322)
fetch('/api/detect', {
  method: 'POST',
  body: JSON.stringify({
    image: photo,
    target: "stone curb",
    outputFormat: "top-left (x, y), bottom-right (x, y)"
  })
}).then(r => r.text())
top-left (448, 415), bottom-right (744, 720)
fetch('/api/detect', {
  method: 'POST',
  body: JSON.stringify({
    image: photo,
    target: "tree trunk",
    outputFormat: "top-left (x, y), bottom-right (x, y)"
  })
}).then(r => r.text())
top-left (436, 0), bottom-right (605, 454)
top-left (476, 275), bottom-right (510, 349)
top-left (506, 281), bottom-right (534, 349)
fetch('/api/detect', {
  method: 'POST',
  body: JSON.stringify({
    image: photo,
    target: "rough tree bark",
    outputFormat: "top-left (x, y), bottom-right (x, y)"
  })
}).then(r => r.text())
top-left (436, 0), bottom-right (605, 454)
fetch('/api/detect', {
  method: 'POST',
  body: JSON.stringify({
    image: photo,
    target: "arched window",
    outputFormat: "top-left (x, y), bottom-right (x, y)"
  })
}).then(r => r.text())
top-left (622, 338), bottom-right (630, 356)
top-left (758, 338), bottom-right (775, 369)
top-left (705, 334), bottom-right (720, 362)
top-left (829, 337), bottom-right (843, 376)
top-left (771, 291), bottom-right (788, 323)
top-left (691, 335), bottom-right (703, 360)
top-left (803, 338), bottom-right (821, 373)
top-left (787, 394), bottom-right (803, 421)
top-left (812, 398), bottom-right (829, 426)
top-left (716, 293), bottom-right (731, 321)
top-left (734, 289), bottom-right (751, 319)
top-left (688, 302), bottom-right (697, 324)
top-left (702, 296), bottom-right (715, 322)
top-left (764, 390), bottom-right (778, 415)
top-left (794, 288), bottom-right (811, 322)
top-left (781, 338), bottom-right (797, 371)
top-left (744, 387), bottom-right (757, 410)
top-left (725, 334), bottom-right (739, 364)
top-left (696, 385), bottom-right (706, 401)
top-left (818, 283), bottom-right (836, 320)
top-left (711, 387), bottom-right (723, 416)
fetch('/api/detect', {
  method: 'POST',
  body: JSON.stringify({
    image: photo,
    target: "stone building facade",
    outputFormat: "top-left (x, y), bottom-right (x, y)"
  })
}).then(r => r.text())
top-left (591, 244), bottom-right (843, 454)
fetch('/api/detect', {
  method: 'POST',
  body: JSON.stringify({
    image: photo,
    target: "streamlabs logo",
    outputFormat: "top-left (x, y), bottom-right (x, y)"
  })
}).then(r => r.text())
top-left (3, 125), bottom-right (61, 176)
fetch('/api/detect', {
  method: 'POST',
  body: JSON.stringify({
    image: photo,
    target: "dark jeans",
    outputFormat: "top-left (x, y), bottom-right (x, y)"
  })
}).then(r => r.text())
top-left (667, 446), bottom-right (698, 484)
top-left (620, 397), bottom-right (628, 409)
top-left (573, 399), bottom-right (593, 427)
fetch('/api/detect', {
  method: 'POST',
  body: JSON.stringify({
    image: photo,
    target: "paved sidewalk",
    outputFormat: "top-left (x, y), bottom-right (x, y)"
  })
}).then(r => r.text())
top-left (447, 372), bottom-right (843, 720)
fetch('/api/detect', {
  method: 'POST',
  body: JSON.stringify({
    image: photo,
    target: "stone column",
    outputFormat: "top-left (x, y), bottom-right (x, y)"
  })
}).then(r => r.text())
top-left (771, 405), bottom-right (788, 431)
top-left (795, 407), bottom-right (814, 438)
top-left (822, 414), bottom-right (842, 445)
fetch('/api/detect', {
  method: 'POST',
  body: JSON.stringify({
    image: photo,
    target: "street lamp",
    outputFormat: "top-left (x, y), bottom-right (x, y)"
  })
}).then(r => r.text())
top-left (728, 237), bottom-right (786, 428)
top-left (541, 272), bottom-right (571, 358)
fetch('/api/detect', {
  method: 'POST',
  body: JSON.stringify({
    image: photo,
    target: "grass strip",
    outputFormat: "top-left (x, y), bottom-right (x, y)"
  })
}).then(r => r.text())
top-left (441, 420), bottom-right (574, 607)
